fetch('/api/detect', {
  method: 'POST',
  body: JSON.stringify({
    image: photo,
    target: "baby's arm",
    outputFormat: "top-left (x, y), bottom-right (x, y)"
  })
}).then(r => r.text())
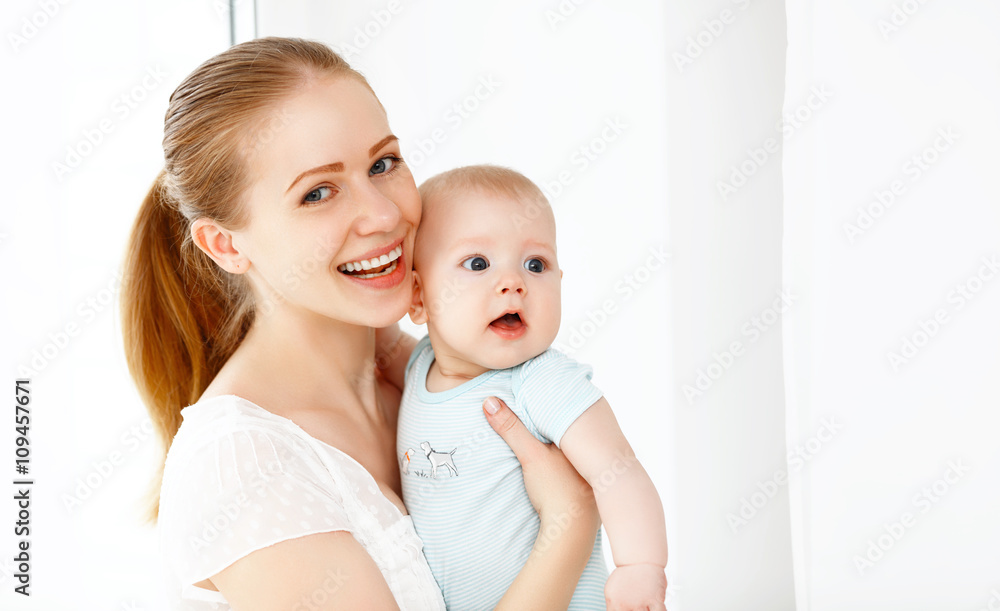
top-left (560, 397), bottom-right (668, 610)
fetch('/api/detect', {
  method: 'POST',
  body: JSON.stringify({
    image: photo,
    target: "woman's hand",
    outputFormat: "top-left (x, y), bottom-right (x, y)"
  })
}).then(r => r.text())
top-left (483, 396), bottom-right (599, 525)
top-left (483, 396), bottom-right (601, 610)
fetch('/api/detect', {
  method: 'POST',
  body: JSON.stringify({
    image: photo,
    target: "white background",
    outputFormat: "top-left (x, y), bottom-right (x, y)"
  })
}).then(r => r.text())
top-left (0, 1), bottom-right (997, 610)
top-left (783, 2), bottom-right (1000, 610)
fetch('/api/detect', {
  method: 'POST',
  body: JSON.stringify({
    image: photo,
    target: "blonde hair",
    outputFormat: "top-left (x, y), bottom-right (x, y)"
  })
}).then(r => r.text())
top-left (120, 38), bottom-right (374, 521)
top-left (418, 164), bottom-right (550, 211)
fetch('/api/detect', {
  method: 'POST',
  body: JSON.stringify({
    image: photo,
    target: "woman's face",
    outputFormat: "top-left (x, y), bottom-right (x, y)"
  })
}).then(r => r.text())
top-left (232, 74), bottom-right (421, 328)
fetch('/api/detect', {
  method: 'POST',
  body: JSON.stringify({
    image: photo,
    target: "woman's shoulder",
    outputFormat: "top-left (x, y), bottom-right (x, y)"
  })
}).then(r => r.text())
top-left (157, 395), bottom-right (364, 591)
top-left (170, 394), bottom-right (289, 449)
top-left (158, 394), bottom-right (366, 534)
top-left (178, 392), bottom-right (270, 424)
top-left (162, 394), bottom-right (327, 491)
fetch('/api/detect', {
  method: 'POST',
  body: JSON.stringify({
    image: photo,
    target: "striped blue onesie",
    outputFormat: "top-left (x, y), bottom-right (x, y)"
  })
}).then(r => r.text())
top-left (397, 335), bottom-right (609, 610)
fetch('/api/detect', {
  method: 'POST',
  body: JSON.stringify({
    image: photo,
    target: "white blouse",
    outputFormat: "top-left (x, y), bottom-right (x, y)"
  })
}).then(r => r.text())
top-left (158, 394), bottom-right (446, 610)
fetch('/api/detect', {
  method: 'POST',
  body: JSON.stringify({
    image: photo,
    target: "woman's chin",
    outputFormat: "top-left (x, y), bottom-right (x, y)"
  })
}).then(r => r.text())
top-left (361, 300), bottom-right (412, 329)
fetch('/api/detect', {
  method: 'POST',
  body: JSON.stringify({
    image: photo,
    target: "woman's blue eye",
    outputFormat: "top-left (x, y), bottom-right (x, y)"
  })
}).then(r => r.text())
top-left (524, 258), bottom-right (545, 273)
top-left (370, 156), bottom-right (397, 175)
top-left (304, 186), bottom-right (333, 204)
top-left (462, 256), bottom-right (489, 271)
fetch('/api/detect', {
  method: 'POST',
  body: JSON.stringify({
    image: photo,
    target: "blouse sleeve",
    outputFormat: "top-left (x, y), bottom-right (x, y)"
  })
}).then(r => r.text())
top-left (158, 422), bottom-right (354, 589)
top-left (511, 349), bottom-right (605, 448)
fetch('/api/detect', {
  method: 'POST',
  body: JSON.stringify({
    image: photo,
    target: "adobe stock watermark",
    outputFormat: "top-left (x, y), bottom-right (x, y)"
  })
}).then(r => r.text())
top-left (886, 254), bottom-right (1000, 372)
top-left (253, 235), bottom-right (343, 319)
top-left (673, 0), bottom-right (754, 73)
top-left (727, 417), bottom-right (843, 533)
top-left (877, 0), bottom-right (933, 41)
top-left (335, 0), bottom-right (403, 59)
top-left (534, 116), bottom-right (628, 206)
top-left (17, 271), bottom-right (122, 378)
top-left (975, 587), bottom-right (1000, 611)
top-left (350, 325), bottom-right (415, 390)
top-left (211, 0), bottom-right (246, 19)
top-left (665, 580), bottom-right (681, 605)
top-left (291, 569), bottom-right (349, 611)
top-left (405, 75), bottom-right (501, 170)
top-left (544, 0), bottom-right (590, 31)
top-left (533, 501), bottom-right (588, 553)
top-left (245, 107), bottom-right (293, 160)
top-left (52, 66), bottom-right (169, 182)
top-left (187, 450), bottom-right (298, 553)
top-left (62, 418), bottom-right (155, 512)
top-left (420, 275), bottom-right (467, 321)
top-left (8, 0), bottom-right (71, 54)
top-left (682, 289), bottom-right (795, 405)
top-left (553, 245), bottom-right (669, 357)
top-left (591, 449), bottom-right (641, 497)
top-left (0, 557), bottom-right (17, 587)
top-left (717, 85), bottom-right (833, 200)
top-left (852, 459), bottom-right (969, 576)
top-left (843, 126), bottom-right (959, 244)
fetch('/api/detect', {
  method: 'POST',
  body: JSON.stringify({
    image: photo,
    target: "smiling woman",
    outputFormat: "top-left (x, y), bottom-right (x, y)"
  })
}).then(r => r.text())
top-left (118, 37), bottom-right (601, 610)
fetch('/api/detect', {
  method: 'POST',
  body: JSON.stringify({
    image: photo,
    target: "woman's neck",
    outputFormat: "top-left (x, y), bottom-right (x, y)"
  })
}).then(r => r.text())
top-left (220, 303), bottom-right (381, 417)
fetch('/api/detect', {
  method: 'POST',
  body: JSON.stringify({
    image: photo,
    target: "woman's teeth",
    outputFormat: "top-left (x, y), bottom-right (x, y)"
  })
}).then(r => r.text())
top-left (338, 245), bottom-right (402, 277)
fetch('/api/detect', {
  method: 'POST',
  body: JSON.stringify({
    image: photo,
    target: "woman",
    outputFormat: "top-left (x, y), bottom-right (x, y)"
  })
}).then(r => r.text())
top-left (120, 37), bottom-right (600, 609)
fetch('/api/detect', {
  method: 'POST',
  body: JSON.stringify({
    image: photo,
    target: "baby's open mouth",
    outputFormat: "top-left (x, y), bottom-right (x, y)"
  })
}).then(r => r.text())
top-left (490, 312), bottom-right (524, 331)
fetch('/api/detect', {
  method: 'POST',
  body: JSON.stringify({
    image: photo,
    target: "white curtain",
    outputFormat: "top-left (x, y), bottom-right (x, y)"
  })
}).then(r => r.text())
top-left (783, 2), bottom-right (1000, 609)
top-left (665, 1), bottom-right (795, 608)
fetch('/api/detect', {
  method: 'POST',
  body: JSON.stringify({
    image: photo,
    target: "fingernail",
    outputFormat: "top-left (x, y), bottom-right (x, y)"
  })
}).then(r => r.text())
top-left (484, 397), bottom-right (500, 415)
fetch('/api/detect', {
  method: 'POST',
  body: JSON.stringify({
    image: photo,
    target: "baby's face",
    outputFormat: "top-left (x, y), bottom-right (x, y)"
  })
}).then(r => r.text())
top-left (413, 188), bottom-right (561, 371)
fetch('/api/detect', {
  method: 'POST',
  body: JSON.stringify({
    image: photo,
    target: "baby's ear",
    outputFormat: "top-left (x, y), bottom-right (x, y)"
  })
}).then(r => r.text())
top-left (408, 270), bottom-right (429, 325)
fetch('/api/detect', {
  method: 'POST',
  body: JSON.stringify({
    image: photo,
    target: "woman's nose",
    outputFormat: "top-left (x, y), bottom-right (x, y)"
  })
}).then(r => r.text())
top-left (352, 182), bottom-right (402, 234)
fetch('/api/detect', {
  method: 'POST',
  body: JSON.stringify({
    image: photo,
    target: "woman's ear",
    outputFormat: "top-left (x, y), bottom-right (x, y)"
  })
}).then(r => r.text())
top-left (409, 270), bottom-right (429, 325)
top-left (191, 218), bottom-right (250, 274)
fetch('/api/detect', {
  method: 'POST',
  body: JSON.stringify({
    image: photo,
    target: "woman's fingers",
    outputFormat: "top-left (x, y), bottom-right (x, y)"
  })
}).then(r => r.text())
top-left (483, 396), bottom-right (598, 523)
top-left (482, 396), bottom-right (543, 466)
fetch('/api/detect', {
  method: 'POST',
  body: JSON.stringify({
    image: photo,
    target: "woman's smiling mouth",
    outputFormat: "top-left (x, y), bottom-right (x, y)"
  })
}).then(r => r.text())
top-left (337, 244), bottom-right (403, 278)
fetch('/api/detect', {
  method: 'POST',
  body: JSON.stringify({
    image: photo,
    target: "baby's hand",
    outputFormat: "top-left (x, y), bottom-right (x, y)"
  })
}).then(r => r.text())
top-left (605, 563), bottom-right (668, 611)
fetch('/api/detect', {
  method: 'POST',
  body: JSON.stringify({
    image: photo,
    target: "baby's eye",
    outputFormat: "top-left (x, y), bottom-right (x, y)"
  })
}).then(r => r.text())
top-left (462, 256), bottom-right (490, 271)
top-left (370, 156), bottom-right (398, 176)
top-left (524, 258), bottom-right (545, 273)
top-left (303, 186), bottom-right (334, 205)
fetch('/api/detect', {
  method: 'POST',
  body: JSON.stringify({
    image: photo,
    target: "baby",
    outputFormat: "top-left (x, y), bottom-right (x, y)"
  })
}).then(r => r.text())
top-left (397, 165), bottom-right (668, 610)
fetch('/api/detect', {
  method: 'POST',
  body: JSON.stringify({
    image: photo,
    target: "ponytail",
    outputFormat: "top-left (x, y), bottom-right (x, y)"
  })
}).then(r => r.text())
top-left (120, 169), bottom-right (253, 521)
top-left (120, 37), bottom-right (372, 522)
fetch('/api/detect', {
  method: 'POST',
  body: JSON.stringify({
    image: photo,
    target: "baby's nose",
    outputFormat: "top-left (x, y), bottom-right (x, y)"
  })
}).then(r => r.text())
top-left (496, 271), bottom-right (526, 295)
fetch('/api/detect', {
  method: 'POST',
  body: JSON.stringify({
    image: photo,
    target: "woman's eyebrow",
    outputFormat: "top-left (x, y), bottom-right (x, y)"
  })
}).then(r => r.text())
top-left (368, 134), bottom-right (398, 156)
top-left (284, 135), bottom-right (399, 195)
top-left (286, 162), bottom-right (344, 194)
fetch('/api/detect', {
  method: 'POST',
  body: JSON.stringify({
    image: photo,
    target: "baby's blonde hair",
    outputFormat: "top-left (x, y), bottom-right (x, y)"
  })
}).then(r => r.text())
top-left (418, 164), bottom-right (550, 211)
